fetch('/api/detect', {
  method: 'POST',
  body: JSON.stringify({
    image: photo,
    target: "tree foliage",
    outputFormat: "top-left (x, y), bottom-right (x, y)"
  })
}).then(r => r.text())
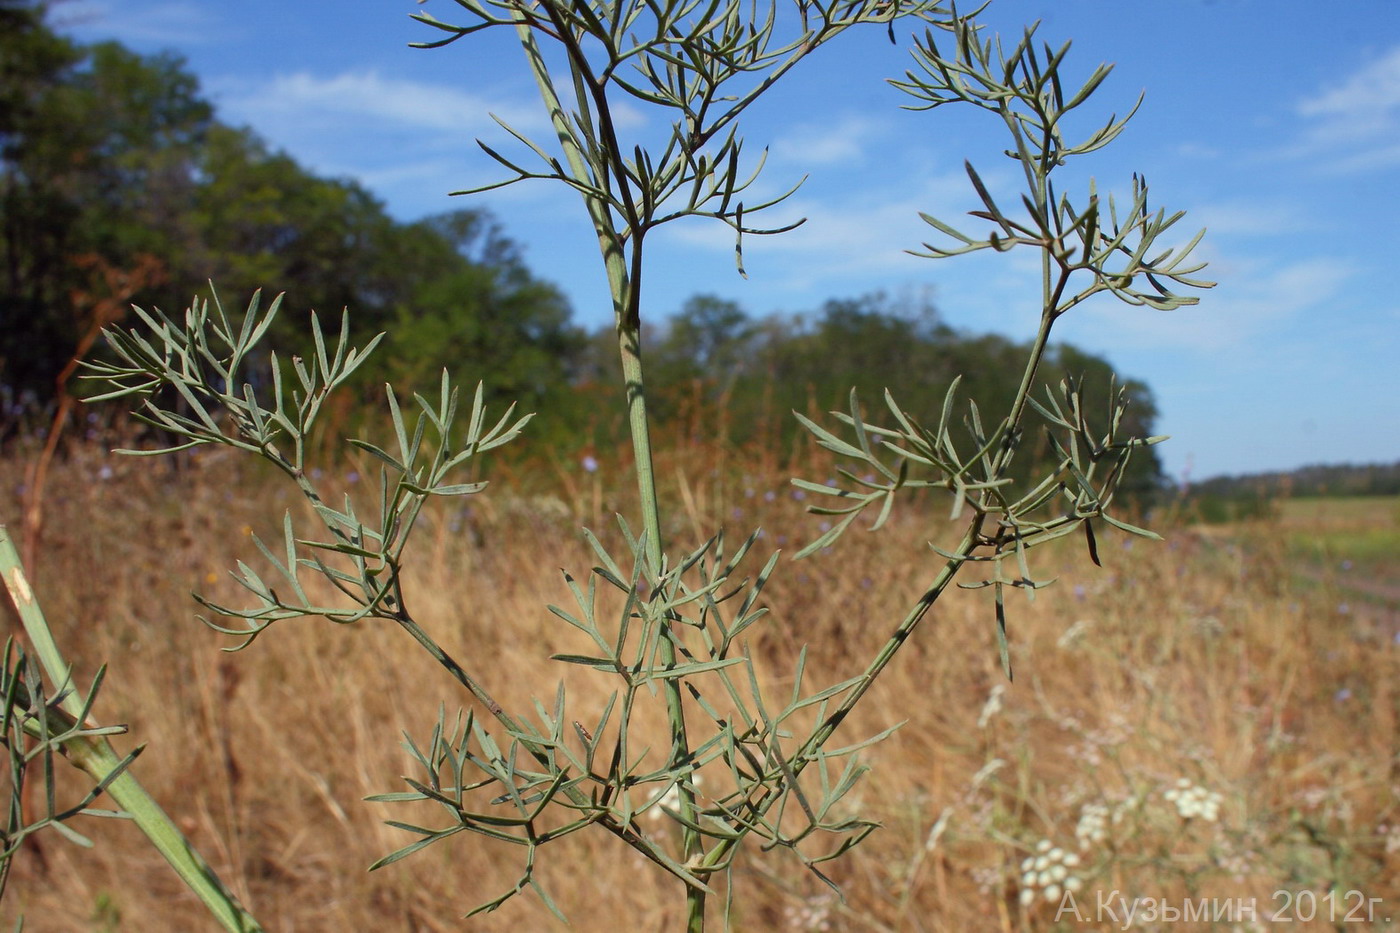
top-left (1, 1), bottom-right (1167, 497)
top-left (643, 291), bottom-right (1165, 494)
top-left (0, 0), bottom-right (579, 424)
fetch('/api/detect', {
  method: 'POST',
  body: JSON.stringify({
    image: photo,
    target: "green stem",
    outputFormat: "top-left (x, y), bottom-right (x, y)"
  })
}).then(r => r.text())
top-left (618, 299), bottom-right (707, 932)
top-left (698, 521), bottom-right (979, 873)
top-left (0, 525), bottom-right (265, 933)
top-left (510, 19), bottom-right (705, 926)
top-left (392, 609), bottom-right (714, 889)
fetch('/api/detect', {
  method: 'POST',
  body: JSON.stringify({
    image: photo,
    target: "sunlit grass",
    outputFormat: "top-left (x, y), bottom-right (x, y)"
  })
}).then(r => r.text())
top-left (1274, 496), bottom-right (1400, 574)
top-left (4, 442), bottom-right (1398, 931)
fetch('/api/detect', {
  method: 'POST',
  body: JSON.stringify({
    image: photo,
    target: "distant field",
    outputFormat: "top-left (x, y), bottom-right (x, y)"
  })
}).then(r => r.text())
top-left (1267, 496), bottom-right (1400, 606)
top-left (1275, 494), bottom-right (1400, 530)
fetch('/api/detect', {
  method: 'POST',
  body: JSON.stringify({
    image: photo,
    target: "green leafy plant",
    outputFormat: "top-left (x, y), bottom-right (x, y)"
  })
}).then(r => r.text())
top-left (73, 2), bottom-right (1209, 929)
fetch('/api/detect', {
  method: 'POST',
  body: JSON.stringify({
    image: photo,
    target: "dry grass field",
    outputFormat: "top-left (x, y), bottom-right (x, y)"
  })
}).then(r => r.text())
top-left (2, 436), bottom-right (1398, 931)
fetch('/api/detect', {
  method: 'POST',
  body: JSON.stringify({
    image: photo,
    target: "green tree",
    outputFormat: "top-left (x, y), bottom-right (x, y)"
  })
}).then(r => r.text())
top-left (383, 211), bottom-right (583, 418)
top-left (0, 3), bottom-right (586, 433)
top-left (637, 290), bottom-right (1167, 494)
top-left (654, 294), bottom-right (754, 385)
top-left (187, 124), bottom-right (402, 349)
top-left (1, 6), bottom-right (211, 401)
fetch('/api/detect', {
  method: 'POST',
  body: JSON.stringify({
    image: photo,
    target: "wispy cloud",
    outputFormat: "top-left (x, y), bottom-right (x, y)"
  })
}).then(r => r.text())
top-left (1293, 44), bottom-right (1400, 172)
top-left (657, 169), bottom-right (971, 289)
top-left (1189, 200), bottom-right (1305, 238)
top-left (1298, 45), bottom-right (1400, 120)
top-left (203, 69), bottom-right (559, 209)
top-left (1055, 254), bottom-right (1356, 354)
top-left (770, 114), bottom-right (888, 166)
top-left (1173, 142), bottom-right (1221, 161)
top-left (56, 1), bottom-right (227, 46)
top-left (217, 70), bottom-right (543, 136)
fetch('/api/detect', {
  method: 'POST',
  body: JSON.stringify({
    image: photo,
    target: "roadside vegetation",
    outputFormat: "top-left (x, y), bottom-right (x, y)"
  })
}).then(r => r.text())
top-left (3, 441), bottom-right (1397, 930)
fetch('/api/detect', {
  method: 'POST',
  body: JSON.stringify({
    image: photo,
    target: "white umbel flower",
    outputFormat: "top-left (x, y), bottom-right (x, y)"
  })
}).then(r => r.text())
top-left (1075, 803), bottom-right (1109, 849)
top-left (1163, 778), bottom-right (1223, 822)
top-left (1018, 839), bottom-right (1083, 905)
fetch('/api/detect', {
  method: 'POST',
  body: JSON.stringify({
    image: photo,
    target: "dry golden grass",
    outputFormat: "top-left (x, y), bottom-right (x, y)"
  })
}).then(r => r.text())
top-left (3, 438), bottom-right (1397, 931)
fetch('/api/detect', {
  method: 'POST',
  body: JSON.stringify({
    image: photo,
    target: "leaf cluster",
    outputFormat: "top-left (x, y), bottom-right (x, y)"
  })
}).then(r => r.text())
top-left (415, 0), bottom-right (952, 275)
top-left (0, 641), bottom-right (137, 901)
top-left (798, 376), bottom-right (1163, 676)
top-left (82, 290), bottom-right (529, 646)
top-left (77, 287), bottom-right (880, 918)
top-left (791, 7), bottom-right (1212, 678)
top-left (894, 15), bottom-right (1210, 311)
top-left (369, 522), bottom-right (896, 913)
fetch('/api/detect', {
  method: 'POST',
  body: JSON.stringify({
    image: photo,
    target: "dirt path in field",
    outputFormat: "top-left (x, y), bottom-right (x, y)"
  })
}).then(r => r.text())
top-left (1184, 526), bottom-right (1400, 637)
top-left (1290, 564), bottom-right (1400, 608)
top-left (1280, 563), bottom-right (1400, 646)
top-left (1308, 570), bottom-right (1400, 603)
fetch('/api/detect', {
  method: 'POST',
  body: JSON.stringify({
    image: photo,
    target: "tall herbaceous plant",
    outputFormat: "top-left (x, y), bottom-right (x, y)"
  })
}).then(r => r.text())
top-left (76, 2), bottom-right (1210, 929)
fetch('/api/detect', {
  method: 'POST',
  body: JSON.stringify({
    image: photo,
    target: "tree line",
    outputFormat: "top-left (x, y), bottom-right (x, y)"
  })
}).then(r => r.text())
top-left (1, 0), bottom-right (580, 424)
top-left (1188, 462), bottom-right (1400, 501)
top-left (1, 0), bottom-right (1165, 494)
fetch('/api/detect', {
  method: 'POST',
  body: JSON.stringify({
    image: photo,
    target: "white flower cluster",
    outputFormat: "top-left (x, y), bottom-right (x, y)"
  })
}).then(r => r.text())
top-left (970, 865), bottom-right (1002, 894)
top-left (1075, 797), bottom-right (1133, 848)
top-left (1164, 778), bottom-right (1222, 821)
top-left (1018, 840), bottom-right (1083, 905)
top-left (1075, 803), bottom-right (1109, 849)
top-left (782, 895), bottom-right (834, 931)
top-left (1216, 849), bottom-right (1256, 884)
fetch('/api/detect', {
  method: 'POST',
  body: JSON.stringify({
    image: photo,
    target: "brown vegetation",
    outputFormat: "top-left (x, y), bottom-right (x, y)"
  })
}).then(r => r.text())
top-left (3, 437), bottom-right (1397, 931)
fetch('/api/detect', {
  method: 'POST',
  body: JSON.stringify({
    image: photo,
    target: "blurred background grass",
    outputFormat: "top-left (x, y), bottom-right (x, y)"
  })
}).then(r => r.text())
top-left (2, 434), bottom-right (1396, 932)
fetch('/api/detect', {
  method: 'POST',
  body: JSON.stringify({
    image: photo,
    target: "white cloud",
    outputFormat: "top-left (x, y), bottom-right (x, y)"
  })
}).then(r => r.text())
top-left (1298, 46), bottom-right (1400, 120)
top-left (771, 114), bottom-right (887, 166)
top-left (202, 69), bottom-right (564, 206)
top-left (57, 0), bottom-right (225, 45)
top-left (1293, 44), bottom-right (1400, 172)
top-left (1053, 254), bottom-right (1355, 354)
top-left (220, 70), bottom-right (542, 135)
top-left (1173, 142), bottom-right (1220, 160)
top-left (657, 169), bottom-right (972, 287)
top-left (1189, 200), bottom-right (1303, 238)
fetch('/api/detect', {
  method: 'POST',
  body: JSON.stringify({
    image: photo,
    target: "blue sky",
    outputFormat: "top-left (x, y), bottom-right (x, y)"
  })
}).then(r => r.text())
top-left (56, 0), bottom-right (1400, 481)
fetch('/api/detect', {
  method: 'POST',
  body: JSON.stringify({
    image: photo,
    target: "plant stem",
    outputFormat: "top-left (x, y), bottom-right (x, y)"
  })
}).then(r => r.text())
top-left (0, 526), bottom-right (265, 933)
top-left (797, 265), bottom-right (1067, 777)
top-left (511, 19), bottom-right (705, 926)
top-left (616, 288), bottom-right (708, 930)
